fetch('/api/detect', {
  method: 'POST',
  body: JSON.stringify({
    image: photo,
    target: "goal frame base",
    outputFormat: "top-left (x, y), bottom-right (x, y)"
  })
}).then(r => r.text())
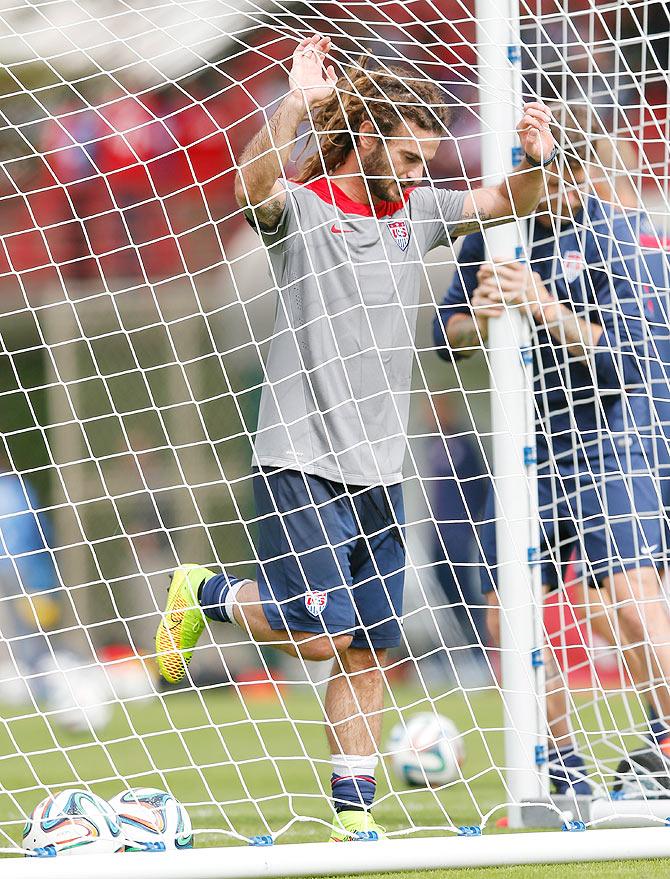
top-left (518, 796), bottom-right (670, 829)
top-left (8, 827), bottom-right (670, 878)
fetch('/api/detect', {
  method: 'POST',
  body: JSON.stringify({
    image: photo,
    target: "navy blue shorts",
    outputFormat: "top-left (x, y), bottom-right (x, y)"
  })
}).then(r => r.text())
top-left (480, 453), bottom-right (662, 593)
top-left (253, 469), bottom-right (405, 649)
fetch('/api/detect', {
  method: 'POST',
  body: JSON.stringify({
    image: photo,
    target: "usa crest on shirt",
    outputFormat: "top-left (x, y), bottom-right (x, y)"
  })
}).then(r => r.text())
top-left (562, 250), bottom-right (585, 283)
top-left (387, 220), bottom-right (410, 251)
top-left (305, 590), bottom-right (328, 617)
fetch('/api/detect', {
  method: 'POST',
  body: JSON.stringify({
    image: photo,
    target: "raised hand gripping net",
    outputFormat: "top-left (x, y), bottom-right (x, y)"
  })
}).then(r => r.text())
top-left (0, 0), bottom-right (669, 871)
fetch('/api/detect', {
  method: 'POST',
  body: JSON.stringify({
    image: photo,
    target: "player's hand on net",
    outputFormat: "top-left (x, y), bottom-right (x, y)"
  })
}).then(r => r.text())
top-left (516, 101), bottom-right (555, 164)
top-left (289, 35), bottom-right (338, 105)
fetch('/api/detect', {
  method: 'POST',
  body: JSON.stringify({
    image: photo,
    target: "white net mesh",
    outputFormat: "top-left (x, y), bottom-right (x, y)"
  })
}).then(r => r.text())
top-left (0, 0), bottom-right (669, 864)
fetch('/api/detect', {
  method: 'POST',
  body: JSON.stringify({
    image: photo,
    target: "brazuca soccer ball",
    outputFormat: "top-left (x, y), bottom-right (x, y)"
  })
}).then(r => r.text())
top-left (108, 787), bottom-right (193, 851)
top-left (387, 712), bottom-right (465, 787)
top-left (23, 789), bottom-right (124, 856)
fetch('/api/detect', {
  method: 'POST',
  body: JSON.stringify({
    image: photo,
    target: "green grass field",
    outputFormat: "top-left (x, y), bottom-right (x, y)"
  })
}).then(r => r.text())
top-left (1, 681), bottom-right (669, 877)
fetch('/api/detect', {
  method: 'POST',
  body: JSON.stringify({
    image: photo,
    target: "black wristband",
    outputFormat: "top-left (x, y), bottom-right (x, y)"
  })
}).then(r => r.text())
top-left (524, 145), bottom-right (559, 168)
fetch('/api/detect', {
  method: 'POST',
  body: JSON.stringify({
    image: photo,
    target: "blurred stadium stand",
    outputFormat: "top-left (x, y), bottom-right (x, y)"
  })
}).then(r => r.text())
top-left (0, 1), bottom-right (665, 290)
top-left (0, 0), bottom-right (666, 679)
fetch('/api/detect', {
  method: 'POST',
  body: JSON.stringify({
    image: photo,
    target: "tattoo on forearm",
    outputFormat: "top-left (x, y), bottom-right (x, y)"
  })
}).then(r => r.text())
top-left (451, 210), bottom-right (514, 237)
top-left (236, 95), bottom-right (303, 218)
top-left (447, 317), bottom-right (483, 353)
top-left (451, 211), bottom-right (490, 236)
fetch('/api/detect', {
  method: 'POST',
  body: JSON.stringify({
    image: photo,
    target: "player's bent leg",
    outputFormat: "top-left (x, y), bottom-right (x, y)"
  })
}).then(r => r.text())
top-left (155, 564), bottom-right (216, 684)
top-left (229, 578), bottom-right (353, 660)
top-left (327, 646), bottom-right (387, 842)
top-left (156, 564), bottom-right (354, 685)
top-left (247, 468), bottom-right (362, 659)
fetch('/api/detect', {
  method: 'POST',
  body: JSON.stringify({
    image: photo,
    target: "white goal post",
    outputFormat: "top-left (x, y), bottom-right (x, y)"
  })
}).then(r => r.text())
top-left (476, 0), bottom-right (548, 826)
top-left (0, 0), bottom-right (669, 875)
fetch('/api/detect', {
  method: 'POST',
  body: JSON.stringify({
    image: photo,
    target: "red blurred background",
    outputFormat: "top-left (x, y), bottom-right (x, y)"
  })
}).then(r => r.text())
top-left (0, 0), bottom-right (665, 296)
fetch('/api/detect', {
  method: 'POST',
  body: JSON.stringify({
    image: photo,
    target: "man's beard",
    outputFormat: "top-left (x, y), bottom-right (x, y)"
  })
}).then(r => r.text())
top-left (361, 146), bottom-right (404, 202)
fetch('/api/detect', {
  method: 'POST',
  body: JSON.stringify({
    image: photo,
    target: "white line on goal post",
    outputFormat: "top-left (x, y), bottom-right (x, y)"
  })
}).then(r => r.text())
top-left (9, 827), bottom-right (670, 878)
top-left (475, 0), bottom-right (549, 827)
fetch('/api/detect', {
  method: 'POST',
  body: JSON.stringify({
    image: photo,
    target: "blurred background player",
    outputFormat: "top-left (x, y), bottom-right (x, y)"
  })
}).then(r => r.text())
top-left (0, 446), bottom-right (119, 733)
top-left (0, 446), bottom-right (60, 699)
top-left (155, 33), bottom-right (557, 839)
top-left (433, 102), bottom-right (670, 797)
top-left (425, 395), bottom-right (489, 667)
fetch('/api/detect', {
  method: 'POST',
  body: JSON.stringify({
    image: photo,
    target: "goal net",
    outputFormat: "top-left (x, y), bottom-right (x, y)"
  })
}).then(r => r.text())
top-left (0, 0), bottom-right (669, 872)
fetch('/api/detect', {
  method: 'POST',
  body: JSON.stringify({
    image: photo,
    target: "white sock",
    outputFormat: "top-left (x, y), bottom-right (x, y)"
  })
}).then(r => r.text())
top-left (224, 579), bottom-right (248, 628)
top-left (331, 753), bottom-right (379, 778)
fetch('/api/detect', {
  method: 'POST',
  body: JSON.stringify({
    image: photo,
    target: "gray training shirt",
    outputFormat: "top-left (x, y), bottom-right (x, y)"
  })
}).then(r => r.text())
top-left (247, 178), bottom-right (466, 487)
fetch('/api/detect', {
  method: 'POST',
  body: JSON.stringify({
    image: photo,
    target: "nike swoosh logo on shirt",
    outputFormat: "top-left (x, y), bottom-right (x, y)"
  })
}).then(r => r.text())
top-left (330, 224), bottom-right (354, 234)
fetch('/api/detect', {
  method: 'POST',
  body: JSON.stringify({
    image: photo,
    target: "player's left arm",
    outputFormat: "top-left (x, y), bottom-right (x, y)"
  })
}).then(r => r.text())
top-left (451, 102), bottom-right (557, 237)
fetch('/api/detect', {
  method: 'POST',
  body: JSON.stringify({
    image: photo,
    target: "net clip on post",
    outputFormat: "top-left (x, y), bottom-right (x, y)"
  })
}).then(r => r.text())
top-left (524, 446), bottom-right (536, 466)
top-left (458, 825), bottom-right (482, 837)
top-left (562, 820), bottom-right (587, 832)
top-left (520, 345), bottom-right (533, 365)
top-left (507, 44), bottom-right (521, 64)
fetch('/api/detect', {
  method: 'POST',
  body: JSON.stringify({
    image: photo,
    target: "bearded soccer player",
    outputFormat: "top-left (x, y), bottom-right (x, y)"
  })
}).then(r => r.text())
top-left (155, 34), bottom-right (556, 840)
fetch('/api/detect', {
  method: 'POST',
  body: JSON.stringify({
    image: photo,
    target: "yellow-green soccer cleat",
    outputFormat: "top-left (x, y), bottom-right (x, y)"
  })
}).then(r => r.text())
top-left (155, 564), bottom-right (215, 684)
top-left (329, 810), bottom-right (386, 842)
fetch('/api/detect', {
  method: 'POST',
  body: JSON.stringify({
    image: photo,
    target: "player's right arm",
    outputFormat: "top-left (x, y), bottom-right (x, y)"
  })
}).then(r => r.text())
top-left (234, 34), bottom-right (337, 229)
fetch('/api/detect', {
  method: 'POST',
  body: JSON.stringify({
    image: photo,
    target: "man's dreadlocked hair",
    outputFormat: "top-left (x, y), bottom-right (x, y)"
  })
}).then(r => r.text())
top-left (294, 57), bottom-right (451, 184)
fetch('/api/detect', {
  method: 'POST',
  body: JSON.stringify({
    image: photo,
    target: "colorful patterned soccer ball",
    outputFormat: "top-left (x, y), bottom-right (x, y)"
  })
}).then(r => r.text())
top-left (108, 788), bottom-right (193, 851)
top-left (23, 789), bottom-right (124, 856)
top-left (388, 712), bottom-right (465, 787)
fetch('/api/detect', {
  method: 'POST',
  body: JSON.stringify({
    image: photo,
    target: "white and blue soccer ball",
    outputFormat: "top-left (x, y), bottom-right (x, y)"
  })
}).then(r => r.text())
top-left (108, 788), bottom-right (193, 851)
top-left (388, 712), bottom-right (465, 787)
top-left (23, 789), bottom-right (124, 856)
